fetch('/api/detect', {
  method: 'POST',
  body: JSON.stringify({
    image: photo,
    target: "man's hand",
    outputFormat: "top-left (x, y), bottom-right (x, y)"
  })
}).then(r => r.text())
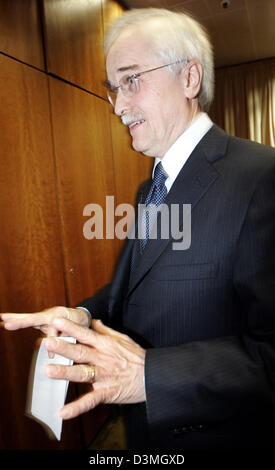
top-left (44, 317), bottom-right (146, 419)
top-left (0, 306), bottom-right (91, 337)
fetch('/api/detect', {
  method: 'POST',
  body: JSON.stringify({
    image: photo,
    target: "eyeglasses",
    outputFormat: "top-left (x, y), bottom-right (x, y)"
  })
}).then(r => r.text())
top-left (105, 58), bottom-right (188, 108)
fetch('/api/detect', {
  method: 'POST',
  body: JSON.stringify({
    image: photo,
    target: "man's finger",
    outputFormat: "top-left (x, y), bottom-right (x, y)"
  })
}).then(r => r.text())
top-left (1, 313), bottom-right (38, 330)
top-left (1, 312), bottom-right (54, 330)
top-left (52, 318), bottom-right (101, 348)
top-left (60, 389), bottom-right (102, 420)
top-left (46, 363), bottom-right (99, 383)
top-left (45, 337), bottom-right (100, 365)
top-left (0, 307), bottom-right (88, 331)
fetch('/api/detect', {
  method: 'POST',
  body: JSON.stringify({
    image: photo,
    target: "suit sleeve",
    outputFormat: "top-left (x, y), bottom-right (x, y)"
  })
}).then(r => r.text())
top-left (145, 162), bottom-right (275, 431)
top-left (76, 283), bottom-right (112, 322)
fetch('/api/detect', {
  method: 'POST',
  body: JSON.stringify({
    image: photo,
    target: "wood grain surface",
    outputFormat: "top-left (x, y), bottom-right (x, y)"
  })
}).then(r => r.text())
top-left (0, 54), bottom-right (82, 449)
top-left (0, 0), bottom-right (44, 69)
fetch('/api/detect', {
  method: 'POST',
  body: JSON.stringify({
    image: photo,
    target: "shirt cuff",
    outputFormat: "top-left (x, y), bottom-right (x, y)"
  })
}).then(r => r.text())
top-left (76, 306), bottom-right (92, 318)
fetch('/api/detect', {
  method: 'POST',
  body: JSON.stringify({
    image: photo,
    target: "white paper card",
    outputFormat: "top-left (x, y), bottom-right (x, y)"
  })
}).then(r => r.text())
top-left (29, 336), bottom-right (76, 440)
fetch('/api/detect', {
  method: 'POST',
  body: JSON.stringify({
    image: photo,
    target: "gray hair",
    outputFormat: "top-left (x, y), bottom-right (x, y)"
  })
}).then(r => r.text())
top-left (104, 8), bottom-right (214, 111)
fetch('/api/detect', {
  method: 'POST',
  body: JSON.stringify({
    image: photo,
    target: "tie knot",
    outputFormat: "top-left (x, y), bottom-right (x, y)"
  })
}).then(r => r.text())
top-left (153, 162), bottom-right (167, 186)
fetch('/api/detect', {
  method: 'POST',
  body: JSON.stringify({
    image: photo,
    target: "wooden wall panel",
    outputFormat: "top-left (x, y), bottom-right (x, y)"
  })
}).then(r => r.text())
top-left (42, 0), bottom-right (125, 98)
top-left (0, 55), bottom-right (66, 322)
top-left (103, 0), bottom-right (124, 37)
top-left (0, 0), bottom-right (44, 69)
top-left (0, 54), bottom-right (82, 449)
top-left (43, 0), bottom-right (106, 97)
top-left (49, 77), bottom-right (120, 307)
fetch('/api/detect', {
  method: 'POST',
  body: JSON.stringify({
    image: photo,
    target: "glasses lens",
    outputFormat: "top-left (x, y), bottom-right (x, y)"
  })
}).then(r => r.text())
top-left (106, 75), bottom-right (139, 107)
top-left (107, 89), bottom-right (116, 107)
top-left (121, 75), bottom-right (138, 96)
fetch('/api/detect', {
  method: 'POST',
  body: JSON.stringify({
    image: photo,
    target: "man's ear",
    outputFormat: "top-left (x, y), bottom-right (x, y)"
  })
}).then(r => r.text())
top-left (181, 60), bottom-right (203, 100)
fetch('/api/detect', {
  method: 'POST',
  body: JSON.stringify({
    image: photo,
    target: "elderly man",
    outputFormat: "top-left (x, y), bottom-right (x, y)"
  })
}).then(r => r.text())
top-left (1, 8), bottom-right (275, 450)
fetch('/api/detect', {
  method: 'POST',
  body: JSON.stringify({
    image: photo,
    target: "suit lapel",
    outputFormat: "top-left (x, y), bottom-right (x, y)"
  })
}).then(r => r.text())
top-left (127, 125), bottom-right (229, 295)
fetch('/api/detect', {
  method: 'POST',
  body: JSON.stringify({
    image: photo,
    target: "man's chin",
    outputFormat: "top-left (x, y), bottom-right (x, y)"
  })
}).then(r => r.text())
top-left (131, 140), bottom-right (155, 157)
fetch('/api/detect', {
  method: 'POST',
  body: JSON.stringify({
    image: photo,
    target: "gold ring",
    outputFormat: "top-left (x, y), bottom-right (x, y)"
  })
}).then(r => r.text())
top-left (85, 365), bottom-right (96, 383)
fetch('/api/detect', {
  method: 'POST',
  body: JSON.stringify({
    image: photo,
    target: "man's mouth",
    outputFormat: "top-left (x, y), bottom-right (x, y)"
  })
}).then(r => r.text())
top-left (128, 119), bottom-right (145, 131)
top-left (121, 114), bottom-right (145, 133)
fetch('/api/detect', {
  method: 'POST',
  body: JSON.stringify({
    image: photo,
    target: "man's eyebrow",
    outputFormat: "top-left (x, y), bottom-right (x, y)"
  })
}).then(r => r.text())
top-left (117, 64), bottom-right (139, 73)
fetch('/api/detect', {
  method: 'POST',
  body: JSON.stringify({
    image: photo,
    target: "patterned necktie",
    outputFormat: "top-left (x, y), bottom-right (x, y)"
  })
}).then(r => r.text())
top-left (140, 162), bottom-right (168, 251)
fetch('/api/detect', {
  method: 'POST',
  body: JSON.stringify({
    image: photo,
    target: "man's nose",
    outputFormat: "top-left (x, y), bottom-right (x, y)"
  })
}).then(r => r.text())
top-left (114, 90), bottom-right (131, 116)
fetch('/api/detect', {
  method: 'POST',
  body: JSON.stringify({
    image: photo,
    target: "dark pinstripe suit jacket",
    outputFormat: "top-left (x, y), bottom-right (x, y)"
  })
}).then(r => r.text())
top-left (80, 125), bottom-right (275, 449)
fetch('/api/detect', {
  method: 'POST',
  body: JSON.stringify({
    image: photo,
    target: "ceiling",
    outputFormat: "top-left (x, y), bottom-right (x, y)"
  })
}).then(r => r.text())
top-left (122, 0), bottom-right (275, 68)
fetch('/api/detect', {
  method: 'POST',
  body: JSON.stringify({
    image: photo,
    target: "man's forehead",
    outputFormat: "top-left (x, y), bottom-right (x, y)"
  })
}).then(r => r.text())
top-left (107, 56), bottom-right (145, 80)
top-left (106, 27), bottom-right (156, 72)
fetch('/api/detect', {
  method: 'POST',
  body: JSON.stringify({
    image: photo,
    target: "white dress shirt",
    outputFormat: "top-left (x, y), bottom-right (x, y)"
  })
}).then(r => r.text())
top-left (153, 112), bottom-right (213, 193)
